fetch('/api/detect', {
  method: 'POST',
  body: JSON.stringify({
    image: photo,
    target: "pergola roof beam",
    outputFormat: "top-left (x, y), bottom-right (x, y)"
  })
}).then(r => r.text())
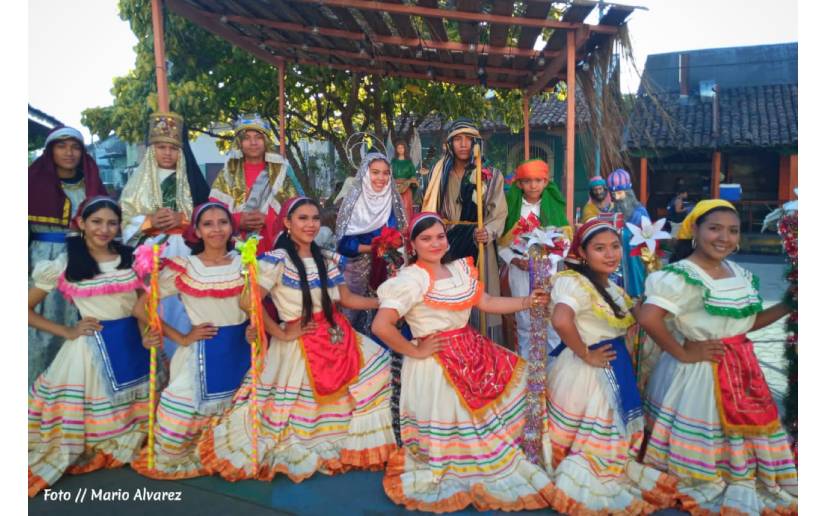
top-left (293, 0), bottom-right (618, 33)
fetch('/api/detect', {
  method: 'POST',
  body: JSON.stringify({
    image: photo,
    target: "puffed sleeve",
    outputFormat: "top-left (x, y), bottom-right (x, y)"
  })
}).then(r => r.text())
top-left (643, 269), bottom-right (692, 316)
top-left (158, 257), bottom-right (186, 298)
top-left (550, 274), bottom-right (589, 314)
top-left (257, 250), bottom-right (287, 292)
top-left (376, 265), bottom-right (429, 317)
top-left (31, 255), bottom-right (68, 292)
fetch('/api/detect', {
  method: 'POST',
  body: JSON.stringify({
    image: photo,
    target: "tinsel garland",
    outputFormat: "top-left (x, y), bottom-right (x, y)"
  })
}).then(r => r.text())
top-left (778, 211), bottom-right (798, 462)
top-left (523, 254), bottom-right (554, 466)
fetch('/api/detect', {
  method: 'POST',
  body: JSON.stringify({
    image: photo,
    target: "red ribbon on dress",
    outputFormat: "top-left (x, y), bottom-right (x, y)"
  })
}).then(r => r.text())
top-left (433, 325), bottom-right (523, 415)
top-left (713, 334), bottom-right (781, 436)
top-left (297, 310), bottom-right (364, 403)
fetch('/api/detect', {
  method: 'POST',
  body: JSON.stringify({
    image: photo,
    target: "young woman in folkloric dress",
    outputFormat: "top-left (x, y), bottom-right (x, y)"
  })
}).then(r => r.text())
top-left (637, 200), bottom-right (797, 514)
top-left (28, 127), bottom-right (108, 385)
top-left (544, 219), bottom-right (679, 514)
top-left (371, 212), bottom-right (555, 513)
top-left (131, 202), bottom-right (252, 479)
top-left (201, 196), bottom-right (396, 482)
top-left (28, 197), bottom-right (150, 497)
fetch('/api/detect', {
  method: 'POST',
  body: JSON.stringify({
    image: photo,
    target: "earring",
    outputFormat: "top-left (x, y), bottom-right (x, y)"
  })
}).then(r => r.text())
top-left (80, 230), bottom-right (85, 240)
top-left (691, 238), bottom-right (696, 249)
top-left (734, 244), bottom-right (740, 254)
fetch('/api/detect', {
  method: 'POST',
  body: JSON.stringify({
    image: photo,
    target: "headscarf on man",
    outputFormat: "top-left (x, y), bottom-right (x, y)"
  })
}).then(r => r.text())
top-left (334, 151), bottom-right (408, 242)
top-left (499, 159), bottom-right (569, 247)
top-left (29, 127), bottom-right (108, 227)
top-left (420, 119), bottom-right (484, 213)
top-left (210, 113), bottom-right (303, 212)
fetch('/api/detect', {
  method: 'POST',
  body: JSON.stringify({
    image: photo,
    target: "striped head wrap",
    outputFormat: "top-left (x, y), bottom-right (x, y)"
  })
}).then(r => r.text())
top-left (607, 168), bottom-right (633, 192)
top-left (407, 211), bottom-right (444, 239)
top-left (68, 195), bottom-right (120, 233)
top-left (184, 201), bottom-right (236, 244)
top-left (565, 218), bottom-right (620, 265)
top-left (589, 175), bottom-right (607, 188)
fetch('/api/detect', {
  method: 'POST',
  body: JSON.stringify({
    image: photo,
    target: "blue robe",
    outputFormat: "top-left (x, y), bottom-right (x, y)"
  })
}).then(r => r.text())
top-left (621, 205), bottom-right (650, 298)
top-left (336, 211), bottom-right (399, 258)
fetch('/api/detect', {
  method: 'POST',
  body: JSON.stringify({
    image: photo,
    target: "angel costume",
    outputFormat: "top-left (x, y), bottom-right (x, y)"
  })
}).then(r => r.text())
top-left (28, 127), bottom-right (108, 385)
top-left (28, 255), bottom-right (148, 497)
top-left (209, 114), bottom-right (303, 255)
top-left (376, 257), bottom-right (555, 512)
top-left (131, 254), bottom-right (250, 479)
top-left (638, 259), bottom-right (797, 514)
top-left (335, 152), bottom-right (407, 337)
top-left (201, 247), bottom-right (395, 481)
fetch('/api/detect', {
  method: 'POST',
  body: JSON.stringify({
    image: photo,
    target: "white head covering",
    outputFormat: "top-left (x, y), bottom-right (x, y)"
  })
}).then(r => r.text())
top-left (335, 152), bottom-right (407, 239)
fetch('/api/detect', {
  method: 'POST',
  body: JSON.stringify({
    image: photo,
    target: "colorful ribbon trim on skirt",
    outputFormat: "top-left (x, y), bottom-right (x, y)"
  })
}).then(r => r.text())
top-left (713, 334), bottom-right (781, 436)
top-left (433, 325), bottom-right (521, 416)
top-left (195, 321), bottom-right (251, 415)
top-left (551, 335), bottom-right (644, 436)
top-left (297, 310), bottom-right (364, 403)
top-left (92, 316), bottom-right (150, 403)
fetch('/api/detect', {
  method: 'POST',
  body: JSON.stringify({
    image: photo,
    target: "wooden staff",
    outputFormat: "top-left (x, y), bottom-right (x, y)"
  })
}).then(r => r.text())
top-left (474, 144), bottom-right (486, 337)
top-left (147, 244), bottom-right (162, 470)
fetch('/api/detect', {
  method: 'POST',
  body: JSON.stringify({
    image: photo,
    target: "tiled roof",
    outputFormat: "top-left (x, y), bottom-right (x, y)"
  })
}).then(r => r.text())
top-left (399, 93), bottom-right (590, 135)
top-left (623, 83), bottom-right (797, 151)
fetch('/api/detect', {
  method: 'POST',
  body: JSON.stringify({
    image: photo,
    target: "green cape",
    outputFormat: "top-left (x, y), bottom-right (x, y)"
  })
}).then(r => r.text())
top-left (499, 181), bottom-right (569, 246)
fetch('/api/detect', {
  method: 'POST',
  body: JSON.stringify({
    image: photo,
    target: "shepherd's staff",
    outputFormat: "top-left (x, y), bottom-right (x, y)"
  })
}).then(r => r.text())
top-left (238, 237), bottom-right (267, 477)
top-left (473, 143), bottom-right (487, 337)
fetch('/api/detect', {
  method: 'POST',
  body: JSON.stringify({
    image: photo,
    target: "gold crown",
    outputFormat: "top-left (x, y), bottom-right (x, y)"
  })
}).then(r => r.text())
top-left (148, 112), bottom-right (183, 146)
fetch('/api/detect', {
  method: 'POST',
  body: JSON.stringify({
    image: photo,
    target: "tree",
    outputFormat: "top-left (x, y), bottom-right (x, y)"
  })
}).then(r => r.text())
top-left (82, 0), bottom-right (525, 194)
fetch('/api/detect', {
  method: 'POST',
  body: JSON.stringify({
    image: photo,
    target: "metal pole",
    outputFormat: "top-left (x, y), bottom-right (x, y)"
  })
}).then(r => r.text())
top-left (523, 94), bottom-right (530, 161)
top-left (565, 30), bottom-right (576, 223)
top-left (278, 58), bottom-right (286, 156)
top-left (151, 0), bottom-right (170, 112)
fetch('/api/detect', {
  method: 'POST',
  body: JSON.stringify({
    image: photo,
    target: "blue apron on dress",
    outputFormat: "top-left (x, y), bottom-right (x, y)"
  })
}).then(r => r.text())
top-left (194, 321), bottom-right (250, 415)
top-left (92, 316), bottom-right (150, 403)
top-left (549, 335), bottom-right (644, 436)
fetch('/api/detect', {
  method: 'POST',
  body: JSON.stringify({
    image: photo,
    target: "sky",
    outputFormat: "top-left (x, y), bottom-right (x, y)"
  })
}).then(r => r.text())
top-left (28, 0), bottom-right (798, 141)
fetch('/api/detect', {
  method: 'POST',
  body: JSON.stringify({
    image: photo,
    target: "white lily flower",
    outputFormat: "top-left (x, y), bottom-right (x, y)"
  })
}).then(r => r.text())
top-left (515, 227), bottom-right (570, 256)
top-left (627, 216), bottom-right (670, 254)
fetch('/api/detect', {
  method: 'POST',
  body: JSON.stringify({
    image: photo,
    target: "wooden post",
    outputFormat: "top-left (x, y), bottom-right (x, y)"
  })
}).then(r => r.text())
top-left (278, 59), bottom-right (286, 156)
top-left (564, 30), bottom-right (576, 224)
top-left (778, 154), bottom-right (790, 201)
top-left (151, 0), bottom-right (170, 112)
top-left (711, 151), bottom-right (721, 198)
top-left (523, 94), bottom-right (530, 161)
top-left (790, 153), bottom-right (798, 195)
top-left (640, 157), bottom-right (649, 205)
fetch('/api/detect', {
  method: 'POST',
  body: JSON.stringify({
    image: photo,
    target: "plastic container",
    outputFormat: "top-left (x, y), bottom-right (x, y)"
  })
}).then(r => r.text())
top-left (719, 183), bottom-right (742, 202)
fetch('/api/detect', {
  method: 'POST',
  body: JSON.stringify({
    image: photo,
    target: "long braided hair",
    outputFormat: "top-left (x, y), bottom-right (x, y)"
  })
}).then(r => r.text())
top-left (274, 197), bottom-right (335, 326)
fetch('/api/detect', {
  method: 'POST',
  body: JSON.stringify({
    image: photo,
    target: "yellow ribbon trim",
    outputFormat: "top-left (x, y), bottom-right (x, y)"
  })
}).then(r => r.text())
top-left (554, 270), bottom-right (635, 329)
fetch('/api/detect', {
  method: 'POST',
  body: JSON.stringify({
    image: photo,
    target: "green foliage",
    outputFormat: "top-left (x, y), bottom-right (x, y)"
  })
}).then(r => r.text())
top-left (82, 0), bottom-right (523, 191)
